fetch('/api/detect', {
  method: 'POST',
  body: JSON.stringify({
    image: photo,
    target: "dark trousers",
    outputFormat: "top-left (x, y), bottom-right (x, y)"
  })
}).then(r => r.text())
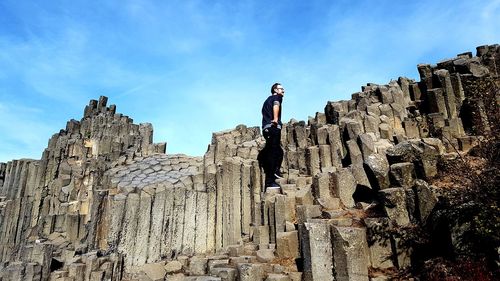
top-left (262, 126), bottom-right (284, 185)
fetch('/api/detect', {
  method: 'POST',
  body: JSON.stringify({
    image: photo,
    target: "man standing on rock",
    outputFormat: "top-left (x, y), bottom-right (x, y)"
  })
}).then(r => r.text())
top-left (260, 82), bottom-right (285, 189)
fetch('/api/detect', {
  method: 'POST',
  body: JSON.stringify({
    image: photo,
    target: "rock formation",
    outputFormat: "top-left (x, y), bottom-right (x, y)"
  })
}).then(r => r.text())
top-left (0, 44), bottom-right (498, 280)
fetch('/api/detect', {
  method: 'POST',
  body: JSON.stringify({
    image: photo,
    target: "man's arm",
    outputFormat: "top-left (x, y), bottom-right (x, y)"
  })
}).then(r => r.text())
top-left (272, 104), bottom-right (280, 124)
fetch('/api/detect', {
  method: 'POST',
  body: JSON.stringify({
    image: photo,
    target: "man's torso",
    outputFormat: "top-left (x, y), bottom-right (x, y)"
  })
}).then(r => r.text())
top-left (261, 95), bottom-right (283, 129)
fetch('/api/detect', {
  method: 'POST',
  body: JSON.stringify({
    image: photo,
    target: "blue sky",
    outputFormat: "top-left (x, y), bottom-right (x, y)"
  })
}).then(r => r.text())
top-left (1, 0), bottom-right (499, 162)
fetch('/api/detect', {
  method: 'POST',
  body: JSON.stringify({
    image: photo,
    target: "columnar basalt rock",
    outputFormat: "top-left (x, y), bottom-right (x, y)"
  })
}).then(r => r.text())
top-left (1, 44), bottom-right (499, 280)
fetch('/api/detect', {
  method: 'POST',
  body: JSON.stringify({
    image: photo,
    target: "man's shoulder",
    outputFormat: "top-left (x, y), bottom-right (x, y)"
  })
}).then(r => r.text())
top-left (272, 95), bottom-right (282, 104)
top-left (267, 95), bottom-right (282, 102)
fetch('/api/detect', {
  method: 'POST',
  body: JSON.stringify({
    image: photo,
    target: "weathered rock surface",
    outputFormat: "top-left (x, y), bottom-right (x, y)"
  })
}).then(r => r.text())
top-left (1, 44), bottom-right (498, 280)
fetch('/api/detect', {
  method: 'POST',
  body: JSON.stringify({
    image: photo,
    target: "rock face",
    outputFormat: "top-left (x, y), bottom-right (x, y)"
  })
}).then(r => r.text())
top-left (1, 44), bottom-right (499, 280)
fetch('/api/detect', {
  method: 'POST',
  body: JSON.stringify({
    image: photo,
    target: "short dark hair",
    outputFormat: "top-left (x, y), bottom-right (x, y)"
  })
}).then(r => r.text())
top-left (271, 83), bottom-right (281, 94)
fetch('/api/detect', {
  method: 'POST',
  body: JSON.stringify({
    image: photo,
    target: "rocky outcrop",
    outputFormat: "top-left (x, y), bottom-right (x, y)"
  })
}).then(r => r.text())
top-left (0, 44), bottom-right (498, 280)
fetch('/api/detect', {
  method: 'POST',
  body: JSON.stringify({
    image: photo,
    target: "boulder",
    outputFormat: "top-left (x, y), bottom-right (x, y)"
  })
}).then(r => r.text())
top-left (364, 154), bottom-right (391, 190)
top-left (142, 262), bottom-right (167, 281)
top-left (300, 222), bottom-right (335, 281)
top-left (188, 257), bottom-right (208, 276)
top-left (331, 226), bottom-right (370, 281)
top-left (165, 261), bottom-right (183, 274)
top-left (276, 231), bottom-right (300, 259)
top-left (386, 141), bottom-right (438, 179)
top-left (331, 168), bottom-right (357, 207)
top-left (389, 162), bottom-right (416, 188)
top-left (379, 188), bottom-right (411, 227)
top-left (256, 249), bottom-right (275, 263)
top-left (413, 180), bottom-right (438, 223)
top-left (364, 218), bottom-right (395, 270)
top-left (238, 263), bottom-right (264, 281)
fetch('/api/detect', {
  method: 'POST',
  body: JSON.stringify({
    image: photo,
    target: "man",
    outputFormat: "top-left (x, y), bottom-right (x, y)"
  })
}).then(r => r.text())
top-left (260, 82), bottom-right (285, 189)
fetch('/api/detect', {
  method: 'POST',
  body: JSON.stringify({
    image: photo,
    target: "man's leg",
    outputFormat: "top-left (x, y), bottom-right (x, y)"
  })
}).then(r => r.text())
top-left (263, 128), bottom-right (275, 186)
top-left (262, 127), bottom-right (280, 187)
top-left (268, 127), bottom-right (282, 184)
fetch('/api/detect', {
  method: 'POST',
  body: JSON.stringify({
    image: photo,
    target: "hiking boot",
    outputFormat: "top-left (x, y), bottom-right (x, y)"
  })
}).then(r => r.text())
top-left (266, 182), bottom-right (281, 190)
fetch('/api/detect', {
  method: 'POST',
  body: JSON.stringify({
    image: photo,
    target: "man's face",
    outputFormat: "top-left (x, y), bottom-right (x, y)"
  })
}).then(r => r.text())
top-left (275, 85), bottom-right (285, 96)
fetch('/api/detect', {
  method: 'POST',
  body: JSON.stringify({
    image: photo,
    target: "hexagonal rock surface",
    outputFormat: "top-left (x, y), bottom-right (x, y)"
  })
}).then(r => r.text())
top-left (107, 154), bottom-right (203, 193)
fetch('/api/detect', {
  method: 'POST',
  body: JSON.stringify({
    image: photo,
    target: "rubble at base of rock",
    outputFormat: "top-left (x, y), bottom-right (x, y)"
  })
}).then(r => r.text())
top-left (0, 44), bottom-right (499, 280)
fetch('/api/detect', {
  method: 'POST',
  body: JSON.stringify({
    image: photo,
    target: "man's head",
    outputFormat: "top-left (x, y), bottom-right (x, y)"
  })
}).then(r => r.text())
top-left (271, 83), bottom-right (285, 96)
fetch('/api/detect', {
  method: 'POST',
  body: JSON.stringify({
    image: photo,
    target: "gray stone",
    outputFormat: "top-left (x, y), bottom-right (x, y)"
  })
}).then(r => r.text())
top-left (378, 104), bottom-right (393, 119)
top-left (306, 146), bottom-right (321, 176)
top-left (118, 193), bottom-right (140, 267)
top-left (227, 244), bottom-right (244, 257)
top-left (358, 133), bottom-right (376, 161)
top-left (413, 180), bottom-right (438, 223)
top-left (311, 172), bottom-right (333, 200)
top-left (285, 221), bottom-right (296, 232)
top-left (377, 86), bottom-right (394, 104)
top-left (165, 260), bottom-right (183, 273)
top-left (182, 190), bottom-right (198, 256)
top-left (417, 64), bottom-right (434, 90)
top-left (434, 69), bottom-right (458, 118)
top-left (364, 218), bottom-right (395, 269)
top-left (300, 222), bottom-right (335, 281)
top-left (195, 191), bottom-right (209, 254)
top-left (346, 140), bottom-right (363, 166)
top-left (295, 186), bottom-right (314, 205)
top-left (165, 273), bottom-right (187, 281)
top-left (331, 226), bottom-right (370, 281)
top-left (133, 191), bottom-right (152, 266)
top-left (319, 145), bottom-right (333, 172)
top-left (296, 205), bottom-right (322, 224)
top-left (207, 258), bottom-right (229, 274)
top-left (403, 119), bottom-right (420, 139)
top-left (256, 249), bottom-right (275, 263)
top-left (142, 262), bottom-right (167, 281)
top-left (274, 195), bottom-right (296, 234)
top-left (287, 272), bottom-right (302, 281)
top-left (426, 88), bottom-right (448, 118)
top-left (367, 103), bottom-right (381, 116)
top-left (345, 120), bottom-right (364, 140)
top-left (265, 274), bottom-right (291, 281)
top-left (421, 138), bottom-right (445, 155)
top-left (409, 82), bottom-right (422, 101)
top-left (210, 267), bottom-right (237, 281)
top-left (364, 114), bottom-right (381, 137)
top-left (276, 231), bottom-right (300, 259)
top-left (238, 263), bottom-right (264, 281)
top-left (230, 256), bottom-right (256, 265)
top-left (379, 188), bottom-right (410, 227)
top-left (316, 126), bottom-right (329, 145)
top-left (253, 225), bottom-right (270, 245)
top-left (379, 123), bottom-right (393, 140)
top-left (331, 168), bottom-right (357, 208)
top-left (386, 140), bottom-right (439, 180)
top-left (364, 154), bottom-right (391, 190)
top-left (349, 164), bottom-right (371, 188)
top-left (317, 197), bottom-right (341, 210)
top-left (389, 162), bottom-right (416, 189)
top-left (188, 256), bottom-right (208, 275)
